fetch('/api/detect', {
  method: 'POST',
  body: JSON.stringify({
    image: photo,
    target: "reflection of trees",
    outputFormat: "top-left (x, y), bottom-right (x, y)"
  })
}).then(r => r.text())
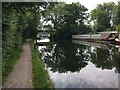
top-left (39, 41), bottom-right (88, 73)
top-left (91, 48), bottom-right (114, 69)
top-left (39, 41), bottom-right (120, 73)
top-left (112, 49), bottom-right (120, 73)
top-left (113, 55), bottom-right (120, 73)
top-left (90, 47), bottom-right (120, 73)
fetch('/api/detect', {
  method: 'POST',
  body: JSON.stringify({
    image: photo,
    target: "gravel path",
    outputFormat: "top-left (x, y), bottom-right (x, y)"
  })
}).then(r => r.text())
top-left (3, 41), bottom-right (33, 88)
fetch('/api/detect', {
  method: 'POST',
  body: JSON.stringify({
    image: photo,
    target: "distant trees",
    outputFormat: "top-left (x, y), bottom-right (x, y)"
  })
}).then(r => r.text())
top-left (91, 2), bottom-right (117, 32)
top-left (2, 2), bottom-right (119, 59)
top-left (117, 1), bottom-right (120, 24)
top-left (3, 2), bottom-right (119, 45)
top-left (41, 2), bottom-right (119, 39)
top-left (116, 1), bottom-right (120, 38)
top-left (42, 2), bottom-right (91, 39)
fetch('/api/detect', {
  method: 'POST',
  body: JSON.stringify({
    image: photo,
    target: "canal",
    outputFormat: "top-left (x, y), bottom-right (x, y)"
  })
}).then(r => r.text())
top-left (37, 39), bottom-right (120, 88)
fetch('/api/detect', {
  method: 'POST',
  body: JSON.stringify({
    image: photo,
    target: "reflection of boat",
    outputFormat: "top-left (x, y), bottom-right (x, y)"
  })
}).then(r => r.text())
top-left (115, 38), bottom-right (120, 44)
top-left (72, 40), bottom-right (110, 50)
top-left (36, 38), bottom-right (55, 46)
top-left (115, 45), bottom-right (120, 54)
top-left (115, 45), bottom-right (120, 48)
top-left (36, 37), bottom-right (50, 46)
top-left (37, 38), bottom-right (50, 43)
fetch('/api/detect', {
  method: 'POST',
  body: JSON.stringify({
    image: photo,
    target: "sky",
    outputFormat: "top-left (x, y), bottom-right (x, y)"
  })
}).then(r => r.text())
top-left (2, 0), bottom-right (118, 12)
top-left (61, 0), bottom-right (119, 12)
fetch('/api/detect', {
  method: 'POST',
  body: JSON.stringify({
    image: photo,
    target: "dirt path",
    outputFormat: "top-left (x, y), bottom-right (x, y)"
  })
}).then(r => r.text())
top-left (3, 41), bottom-right (33, 88)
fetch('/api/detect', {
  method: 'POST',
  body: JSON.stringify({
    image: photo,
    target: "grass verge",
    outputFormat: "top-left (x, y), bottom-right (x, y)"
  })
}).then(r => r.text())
top-left (30, 41), bottom-right (54, 89)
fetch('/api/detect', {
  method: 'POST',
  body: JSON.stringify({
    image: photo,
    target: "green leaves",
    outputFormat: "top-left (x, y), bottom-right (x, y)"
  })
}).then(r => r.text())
top-left (2, 2), bottom-right (47, 83)
top-left (91, 2), bottom-right (117, 32)
top-left (43, 2), bottom-right (90, 39)
top-left (116, 24), bottom-right (120, 31)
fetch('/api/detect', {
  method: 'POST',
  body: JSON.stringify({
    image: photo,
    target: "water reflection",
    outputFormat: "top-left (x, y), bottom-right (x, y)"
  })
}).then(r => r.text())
top-left (48, 61), bottom-right (118, 88)
top-left (38, 39), bottom-right (119, 88)
top-left (39, 41), bottom-right (89, 73)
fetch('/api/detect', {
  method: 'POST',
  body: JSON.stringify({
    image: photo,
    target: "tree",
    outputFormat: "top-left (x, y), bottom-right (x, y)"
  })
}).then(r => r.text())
top-left (117, 1), bottom-right (120, 24)
top-left (116, 24), bottom-right (120, 38)
top-left (42, 2), bottom-right (90, 39)
top-left (91, 2), bottom-right (117, 32)
top-left (116, 1), bottom-right (120, 38)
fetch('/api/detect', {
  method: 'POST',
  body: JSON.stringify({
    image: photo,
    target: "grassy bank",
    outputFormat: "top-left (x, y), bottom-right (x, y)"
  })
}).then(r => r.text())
top-left (30, 41), bottom-right (54, 88)
top-left (2, 46), bottom-right (22, 84)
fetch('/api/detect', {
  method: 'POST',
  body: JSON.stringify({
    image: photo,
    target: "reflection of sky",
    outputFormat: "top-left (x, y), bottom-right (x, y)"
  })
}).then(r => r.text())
top-left (47, 61), bottom-right (118, 88)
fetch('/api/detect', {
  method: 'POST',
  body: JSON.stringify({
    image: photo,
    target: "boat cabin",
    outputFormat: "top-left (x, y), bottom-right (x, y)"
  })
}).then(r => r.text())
top-left (99, 31), bottom-right (119, 41)
top-left (72, 31), bottom-right (120, 41)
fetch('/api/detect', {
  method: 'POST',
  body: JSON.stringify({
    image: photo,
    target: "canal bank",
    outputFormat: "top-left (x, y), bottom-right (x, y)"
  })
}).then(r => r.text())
top-left (30, 41), bottom-right (54, 88)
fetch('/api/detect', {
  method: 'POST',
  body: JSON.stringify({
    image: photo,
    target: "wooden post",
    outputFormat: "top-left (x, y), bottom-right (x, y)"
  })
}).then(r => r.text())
top-left (34, 39), bottom-right (37, 49)
top-left (90, 33), bottom-right (92, 40)
top-left (34, 39), bottom-right (36, 44)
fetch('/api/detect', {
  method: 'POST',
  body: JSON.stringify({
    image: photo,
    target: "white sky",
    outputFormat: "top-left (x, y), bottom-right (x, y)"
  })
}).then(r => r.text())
top-left (61, 0), bottom-right (119, 12)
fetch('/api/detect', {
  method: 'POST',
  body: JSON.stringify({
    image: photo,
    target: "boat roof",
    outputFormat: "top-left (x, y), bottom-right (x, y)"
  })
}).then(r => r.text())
top-left (99, 31), bottom-right (117, 34)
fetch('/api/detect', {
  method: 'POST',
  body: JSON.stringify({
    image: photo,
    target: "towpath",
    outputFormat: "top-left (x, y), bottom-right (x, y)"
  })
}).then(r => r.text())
top-left (3, 41), bottom-right (33, 88)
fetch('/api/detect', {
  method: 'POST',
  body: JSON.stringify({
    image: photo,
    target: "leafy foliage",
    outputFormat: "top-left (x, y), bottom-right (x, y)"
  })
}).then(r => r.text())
top-left (91, 2), bottom-right (117, 32)
top-left (42, 2), bottom-right (91, 39)
top-left (2, 2), bottom-right (47, 83)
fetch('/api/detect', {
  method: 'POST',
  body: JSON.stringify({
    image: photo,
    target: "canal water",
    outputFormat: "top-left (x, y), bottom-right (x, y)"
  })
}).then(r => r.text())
top-left (37, 39), bottom-right (120, 88)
